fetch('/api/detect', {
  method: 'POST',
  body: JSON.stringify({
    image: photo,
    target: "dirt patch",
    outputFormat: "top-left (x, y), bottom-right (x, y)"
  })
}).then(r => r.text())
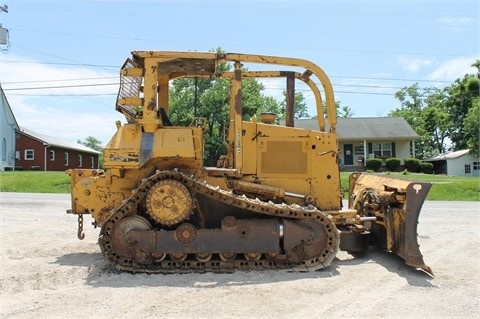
top-left (0, 193), bottom-right (478, 318)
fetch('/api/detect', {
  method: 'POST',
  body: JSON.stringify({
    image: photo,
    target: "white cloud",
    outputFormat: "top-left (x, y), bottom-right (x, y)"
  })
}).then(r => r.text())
top-left (1, 54), bottom-right (121, 145)
top-left (437, 16), bottom-right (475, 27)
top-left (427, 56), bottom-right (478, 81)
top-left (396, 55), bottom-right (434, 72)
top-left (9, 93), bottom-right (120, 146)
top-left (259, 78), bottom-right (319, 117)
top-left (259, 78), bottom-right (285, 100)
top-left (0, 54), bottom-right (117, 94)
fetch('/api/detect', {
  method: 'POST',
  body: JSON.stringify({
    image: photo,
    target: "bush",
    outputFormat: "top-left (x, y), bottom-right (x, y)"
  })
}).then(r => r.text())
top-left (404, 158), bottom-right (420, 172)
top-left (385, 158), bottom-right (401, 172)
top-left (365, 158), bottom-right (382, 172)
top-left (420, 162), bottom-right (434, 174)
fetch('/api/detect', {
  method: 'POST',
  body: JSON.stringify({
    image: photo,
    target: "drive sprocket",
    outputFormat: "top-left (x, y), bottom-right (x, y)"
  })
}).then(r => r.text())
top-left (145, 179), bottom-right (193, 225)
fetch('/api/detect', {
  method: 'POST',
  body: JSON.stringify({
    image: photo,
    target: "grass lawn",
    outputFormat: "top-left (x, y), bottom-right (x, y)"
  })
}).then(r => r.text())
top-left (340, 172), bottom-right (479, 201)
top-left (0, 171), bottom-right (479, 201)
top-left (0, 171), bottom-right (71, 193)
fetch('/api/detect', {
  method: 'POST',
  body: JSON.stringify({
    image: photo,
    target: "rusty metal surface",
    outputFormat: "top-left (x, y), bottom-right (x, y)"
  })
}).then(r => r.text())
top-left (348, 172), bottom-right (432, 275)
top-left (70, 50), bottom-right (433, 276)
top-left (145, 179), bottom-right (193, 225)
top-left (99, 170), bottom-right (340, 273)
top-left (128, 218), bottom-right (280, 254)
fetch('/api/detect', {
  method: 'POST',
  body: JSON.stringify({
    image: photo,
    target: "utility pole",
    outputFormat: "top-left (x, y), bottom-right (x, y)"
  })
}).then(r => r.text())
top-left (0, 4), bottom-right (9, 50)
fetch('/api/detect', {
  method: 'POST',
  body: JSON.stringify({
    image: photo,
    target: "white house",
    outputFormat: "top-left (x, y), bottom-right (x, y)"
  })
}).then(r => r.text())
top-left (0, 85), bottom-right (19, 171)
top-left (424, 150), bottom-right (480, 176)
top-left (289, 117), bottom-right (419, 168)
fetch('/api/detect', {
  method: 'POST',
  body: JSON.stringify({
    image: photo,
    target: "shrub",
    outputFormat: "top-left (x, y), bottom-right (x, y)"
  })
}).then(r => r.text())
top-left (365, 158), bottom-right (382, 172)
top-left (420, 162), bottom-right (434, 174)
top-left (385, 158), bottom-right (401, 172)
top-left (404, 158), bottom-right (420, 172)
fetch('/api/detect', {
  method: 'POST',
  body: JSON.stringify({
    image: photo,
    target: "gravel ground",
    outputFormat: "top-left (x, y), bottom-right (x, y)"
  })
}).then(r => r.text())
top-left (0, 193), bottom-right (479, 319)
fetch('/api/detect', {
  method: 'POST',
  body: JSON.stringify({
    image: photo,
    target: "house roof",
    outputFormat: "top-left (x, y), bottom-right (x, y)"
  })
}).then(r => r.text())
top-left (18, 127), bottom-right (101, 155)
top-left (424, 149), bottom-right (470, 162)
top-left (284, 117), bottom-right (419, 140)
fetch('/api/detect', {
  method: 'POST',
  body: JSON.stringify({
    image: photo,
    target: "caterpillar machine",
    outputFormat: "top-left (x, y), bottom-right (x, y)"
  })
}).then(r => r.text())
top-left (68, 51), bottom-right (432, 275)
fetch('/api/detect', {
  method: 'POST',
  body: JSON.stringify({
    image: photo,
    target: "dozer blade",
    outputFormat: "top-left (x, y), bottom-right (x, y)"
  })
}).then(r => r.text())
top-left (348, 172), bottom-right (433, 276)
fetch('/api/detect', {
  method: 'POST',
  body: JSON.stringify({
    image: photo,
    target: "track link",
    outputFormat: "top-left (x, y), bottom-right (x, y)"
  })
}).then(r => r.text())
top-left (99, 169), bottom-right (340, 273)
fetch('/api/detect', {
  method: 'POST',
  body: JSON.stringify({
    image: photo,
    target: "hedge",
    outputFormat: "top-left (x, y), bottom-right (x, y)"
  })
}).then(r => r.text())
top-left (366, 158), bottom-right (382, 172)
top-left (404, 158), bottom-right (420, 172)
top-left (420, 162), bottom-right (434, 174)
top-left (385, 157), bottom-right (401, 172)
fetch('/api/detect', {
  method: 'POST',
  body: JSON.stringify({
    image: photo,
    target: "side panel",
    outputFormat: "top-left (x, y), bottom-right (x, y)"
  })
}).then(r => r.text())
top-left (241, 121), bottom-right (257, 174)
top-left (257, 138), bottom-right (310, 177)
top-left (153, 128), bottom-right (196, 158)
top-left (103, 124), bottom-right (142, 168)
top-left (104, 124), bottom-right (202, 170)
top-left (253, 123), bottom-right (341, 210)
top-left (69, 168), bottom-right (146, 223)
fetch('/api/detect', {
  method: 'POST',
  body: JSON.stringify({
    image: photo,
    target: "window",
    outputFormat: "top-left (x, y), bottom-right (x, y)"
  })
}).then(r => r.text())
top-left (1, 138), bottom-right (6, 161)
top-left (354, 145), bottom-right (364, 155)
top-left (372, 142), bottom-right (392, 157)
top-left (465, 164), bottom-right (471, 174)
top-left (473, 162), bottom-right (479, 171)
top-left (25, 149), bottom-right (34, 160)
top-left (50, 150), bottom-right (55, 161)
top-left (64, 152), bottom-right (69, 166)
top-left (78, 154), bottom-right (82, 167)
top-left (91, 156), bottom-right (94, 168)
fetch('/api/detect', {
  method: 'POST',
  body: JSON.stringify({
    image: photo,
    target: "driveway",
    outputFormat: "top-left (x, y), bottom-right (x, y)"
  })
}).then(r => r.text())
top-left (0, 193), bottom-right (478, 318)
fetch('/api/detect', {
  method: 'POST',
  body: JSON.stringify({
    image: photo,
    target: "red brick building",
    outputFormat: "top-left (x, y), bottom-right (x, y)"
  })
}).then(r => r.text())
top-left (15, 127), bottom-right (101, 171)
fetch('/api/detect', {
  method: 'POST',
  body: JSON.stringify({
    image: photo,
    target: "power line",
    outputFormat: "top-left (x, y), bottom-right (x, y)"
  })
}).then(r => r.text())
top-left (3, 58), bottom-right (118, 69)
top-left (1, 60), bottom-right (456, 85)
top-left (7, 93), bottom-right (116, 96)
top-left (12, 39), bottom-right (123, 71)
top-left (330, 75), bottom-right (452, 84)
top-left (1, 76), bottom-right (117, 84)
top-left (9, 32), bottom-right (470, 58)
top-left (2, 77), bottom-right (450, 96)
top-left (3, 82), bottom-right (118, 91)
top-left (2, 81), bottom-right (437, 93)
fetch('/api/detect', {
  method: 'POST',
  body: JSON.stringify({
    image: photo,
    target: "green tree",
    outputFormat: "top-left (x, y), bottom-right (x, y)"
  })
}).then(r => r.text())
top-left (321, 100), bottom-right (354, 118)
top-left (257, 96), bottom-right (282, 119)
top-left (337, 102), bottom-right (354, 118)
top-left (443, 75), bottom-right (478, 151)
top-left (169, 47), bottom-right (281, 166)
top-left (464, 60), bottom-right (480, 156)
top-left (279, 90), bottom-right (309, 119)
top-left (390, 65), bottom-right (479, 159)
top-left (77, 136), bottom-right (103, 152)
top-left (198, 77), bottom-right (230, 166)
top-left (77, 136), bottom-right (104, 168)
top-left (421, 88), bottom-right (450, 155)
top-left (169, 77), bottom-right (213, 126)
top-left (463, 99), bottom-right (479, 156)
top-left (389, 83), bottom-right (432, 159)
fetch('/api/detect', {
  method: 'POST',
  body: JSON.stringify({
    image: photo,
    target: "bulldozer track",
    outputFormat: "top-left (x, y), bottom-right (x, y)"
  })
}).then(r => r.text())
top-left (98, 169), bottom-right (340, 273)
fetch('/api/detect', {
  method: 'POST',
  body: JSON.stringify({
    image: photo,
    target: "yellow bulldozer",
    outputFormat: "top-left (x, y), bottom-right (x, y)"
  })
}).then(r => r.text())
top-left (67, 51), bottom-right (432, 275)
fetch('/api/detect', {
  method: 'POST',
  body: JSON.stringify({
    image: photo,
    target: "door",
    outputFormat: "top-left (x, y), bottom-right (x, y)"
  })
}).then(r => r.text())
top-left (343, 144), bottom-right (353, 165)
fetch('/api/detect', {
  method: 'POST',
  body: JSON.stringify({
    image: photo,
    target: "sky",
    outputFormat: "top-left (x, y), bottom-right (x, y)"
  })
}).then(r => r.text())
top-left (0, 0), bottom-right (478, 146)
